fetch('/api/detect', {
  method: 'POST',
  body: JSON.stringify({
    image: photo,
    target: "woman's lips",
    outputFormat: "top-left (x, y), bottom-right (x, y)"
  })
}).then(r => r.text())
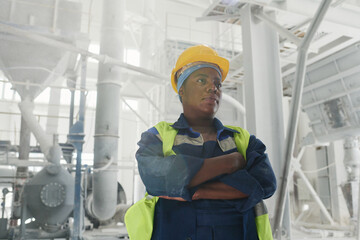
top-left (203, 96), bottom-right (219, 104)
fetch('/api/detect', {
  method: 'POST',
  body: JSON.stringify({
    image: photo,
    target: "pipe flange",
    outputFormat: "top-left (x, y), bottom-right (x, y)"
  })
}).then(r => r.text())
top-left (40, 182), bottom-right (66, 208)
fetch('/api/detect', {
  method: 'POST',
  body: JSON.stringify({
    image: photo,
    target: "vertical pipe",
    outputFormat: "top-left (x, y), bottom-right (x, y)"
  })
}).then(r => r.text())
top-left (72, 56), bottom-right (87, 239)
top-left (12, 98), bottom-right (32, 223)
top-left (18, 115), bottom-right (31, 162)
top-left (19, 193), bottom-right (26, 240)
top-left (69, 90), bottom-right (75, 128)
top-left (79, 57), bottom-right (87, 124)
top-left (357, 171), bottom-right (360, 240)
top-left (72, 148), bottom-right (82, 239)
top-left (92, 0), bottom-right (124, 221)
top-left (273, 1), bottom-right (332, 238)
top-left (67, 73), bottom-right (77, 129)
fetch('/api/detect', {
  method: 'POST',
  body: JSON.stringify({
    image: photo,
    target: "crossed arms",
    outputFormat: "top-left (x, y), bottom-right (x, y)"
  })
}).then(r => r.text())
top-left (136, 129), bottom-right (276, 209)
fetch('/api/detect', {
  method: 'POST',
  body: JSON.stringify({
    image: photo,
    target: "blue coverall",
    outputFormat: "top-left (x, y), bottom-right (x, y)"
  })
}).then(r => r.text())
top-left (136, 114), bottom-right (277, 240)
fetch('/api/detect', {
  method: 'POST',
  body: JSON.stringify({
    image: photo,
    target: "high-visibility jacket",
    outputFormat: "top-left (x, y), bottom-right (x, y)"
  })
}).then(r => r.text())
top-left (125, 121), bottom-right (273, 240)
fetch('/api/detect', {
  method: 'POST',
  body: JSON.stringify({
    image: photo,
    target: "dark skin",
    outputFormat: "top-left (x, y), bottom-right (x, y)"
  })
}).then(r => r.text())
top-left (159, 67), bottom-right (248, 201)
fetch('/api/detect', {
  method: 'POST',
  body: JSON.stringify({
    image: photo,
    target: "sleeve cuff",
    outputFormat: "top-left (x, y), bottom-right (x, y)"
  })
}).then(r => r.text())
top-left (220, 170), bottom-right (265, 211)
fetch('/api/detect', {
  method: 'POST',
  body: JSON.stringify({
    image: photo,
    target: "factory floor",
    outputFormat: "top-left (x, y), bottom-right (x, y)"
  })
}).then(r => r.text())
top-left (80, 225), bottom-right (357, 240)
top-left (82, 224), bottom-right (128, 239)
top-left (292, 227), bottom-right (356, 240)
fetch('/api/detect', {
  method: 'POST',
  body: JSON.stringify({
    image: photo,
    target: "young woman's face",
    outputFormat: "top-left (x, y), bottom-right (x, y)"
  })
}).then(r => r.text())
top-left (179, 67), bottom-right (222, 118)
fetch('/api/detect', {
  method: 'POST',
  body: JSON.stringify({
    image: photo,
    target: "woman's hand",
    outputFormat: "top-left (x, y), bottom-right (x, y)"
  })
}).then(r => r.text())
top-left (226, 152), bottom-right (246, 173)
top-left (188, 152), bottom-right (246, 188)
top-left (158, 196), bottom-right (187, 201)
top-left (192, 182), bottom-right (248, 200)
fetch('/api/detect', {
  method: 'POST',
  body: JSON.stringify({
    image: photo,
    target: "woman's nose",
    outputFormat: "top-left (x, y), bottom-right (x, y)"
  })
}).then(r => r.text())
top-left (207, 82), bottom-right (218, 93)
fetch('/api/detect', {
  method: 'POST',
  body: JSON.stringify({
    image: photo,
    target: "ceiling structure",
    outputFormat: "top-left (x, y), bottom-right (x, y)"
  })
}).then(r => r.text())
top-left (1, 1), bottom-right (360, 239)
top-left (199, 0), bottom-right (360, 92)
top-left (1, 0), bottom-right (360, 99)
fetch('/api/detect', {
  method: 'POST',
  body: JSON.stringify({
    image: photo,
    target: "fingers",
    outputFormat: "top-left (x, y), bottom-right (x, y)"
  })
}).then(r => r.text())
top-left (158, 196), bottom-right (187, 201)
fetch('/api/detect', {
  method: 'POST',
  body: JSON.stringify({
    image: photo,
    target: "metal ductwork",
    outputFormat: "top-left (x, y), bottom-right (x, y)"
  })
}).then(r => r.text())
top-left (90, 0), bottom-right (125, 221)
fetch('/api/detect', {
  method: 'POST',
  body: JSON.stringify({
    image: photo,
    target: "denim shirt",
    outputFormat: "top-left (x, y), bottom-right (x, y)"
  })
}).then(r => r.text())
top-left (136, 114), bottom-right (276, 239)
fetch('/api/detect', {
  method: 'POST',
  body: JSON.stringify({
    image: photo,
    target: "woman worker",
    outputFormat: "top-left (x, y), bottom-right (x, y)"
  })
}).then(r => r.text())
top-left (134, 45), bottom-right (277, 240)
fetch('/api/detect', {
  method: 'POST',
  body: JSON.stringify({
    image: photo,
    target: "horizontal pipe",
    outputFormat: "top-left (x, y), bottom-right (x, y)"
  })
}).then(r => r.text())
top-left (0, 22), bottom-right (168, 81)
top-left (222, 93), bottom-right (246, 115)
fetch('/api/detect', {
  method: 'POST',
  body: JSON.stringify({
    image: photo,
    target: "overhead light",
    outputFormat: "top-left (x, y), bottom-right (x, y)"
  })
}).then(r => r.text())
top-left (221, 0), bottom-right (240, 5)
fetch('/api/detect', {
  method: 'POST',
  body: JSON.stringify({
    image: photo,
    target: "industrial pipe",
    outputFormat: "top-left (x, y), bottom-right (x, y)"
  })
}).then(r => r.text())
top-left (273, 0), bottom-right (332, 238)
top-left (222, 93), bottom-right (246, 115)
top-left (18, 100), bottom-right (61, 164)
top-left (91, 0), bottom-right (124, 221)
top-left (0, 22), bottom-right (167, 82)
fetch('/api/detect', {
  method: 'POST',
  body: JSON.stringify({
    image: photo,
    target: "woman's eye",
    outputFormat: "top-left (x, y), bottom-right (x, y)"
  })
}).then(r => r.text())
top-left (217, 83), bottom-right (222, 89)
top-left (197, 79), bottom-right (205, 84)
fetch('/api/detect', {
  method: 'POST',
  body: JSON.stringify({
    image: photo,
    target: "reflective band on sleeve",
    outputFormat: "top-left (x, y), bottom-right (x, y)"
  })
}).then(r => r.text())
top-left (254, 200), bottom-right (268, 216)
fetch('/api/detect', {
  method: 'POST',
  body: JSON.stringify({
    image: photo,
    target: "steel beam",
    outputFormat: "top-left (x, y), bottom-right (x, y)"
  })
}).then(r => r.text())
top-left (273, 1), bottom-right (333, 238)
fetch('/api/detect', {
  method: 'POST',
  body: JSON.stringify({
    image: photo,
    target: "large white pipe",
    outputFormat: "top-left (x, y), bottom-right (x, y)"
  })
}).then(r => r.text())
top-left (222, 93), bottom-right (246, 115)
top-left (91, 0), bottom-right (125, 221)
top-left (18, 100), bottom-right (62, 165)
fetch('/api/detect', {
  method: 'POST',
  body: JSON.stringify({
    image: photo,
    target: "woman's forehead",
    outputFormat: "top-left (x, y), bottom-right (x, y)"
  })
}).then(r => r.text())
top-left (189, 67), bottom-right (221, 79)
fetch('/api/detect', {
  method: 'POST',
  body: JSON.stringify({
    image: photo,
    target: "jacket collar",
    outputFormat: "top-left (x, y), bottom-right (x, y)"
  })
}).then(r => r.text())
top-left (171, 113), bottom-right (239, 138)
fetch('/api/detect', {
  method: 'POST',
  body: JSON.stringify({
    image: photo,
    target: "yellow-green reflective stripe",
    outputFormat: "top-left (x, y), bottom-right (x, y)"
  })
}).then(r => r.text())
top-left (124, 195), bottom-right (159, 240)
top-left (155, 121), bottom-right (178, 157)
top-left (224, 125), bottom-right (250, 160)
top-left (125, 122), bottom-right (275, 240)
top-left (255, 213), bottom-right (273, 240)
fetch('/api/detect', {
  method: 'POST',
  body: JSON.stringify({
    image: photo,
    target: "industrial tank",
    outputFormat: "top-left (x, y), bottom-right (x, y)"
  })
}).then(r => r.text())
top-left (24, 164), bottom-right (74, 232)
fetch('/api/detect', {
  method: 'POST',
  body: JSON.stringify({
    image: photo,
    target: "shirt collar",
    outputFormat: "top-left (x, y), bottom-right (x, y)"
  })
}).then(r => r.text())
top-left (171, 113), bottom-right (239, 137)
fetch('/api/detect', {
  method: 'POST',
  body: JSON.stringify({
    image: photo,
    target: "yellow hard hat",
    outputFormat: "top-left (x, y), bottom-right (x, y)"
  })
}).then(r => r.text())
top-left (171, 45), bottom-right (229, 93)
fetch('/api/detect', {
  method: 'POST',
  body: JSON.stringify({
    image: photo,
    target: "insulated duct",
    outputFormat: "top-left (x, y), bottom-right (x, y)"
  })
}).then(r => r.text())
top-left (91, 0), bottom-right (125, 221)
top-left (18, 100), bottom-right (54, 163)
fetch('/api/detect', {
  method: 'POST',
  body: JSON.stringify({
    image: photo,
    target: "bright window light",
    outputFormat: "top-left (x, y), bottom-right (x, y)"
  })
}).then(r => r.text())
top-left (89, 43), bottom-right (100, 54)
top-left (34, 87), bottom-right (50, 103)
top-left (124, 49), bottom-right (140, 67)
top-left (3, 82), bottom-right (17, 100)
top-left (25, 218), bottom-right (35, 224)
top-left (122, 99), bottom-right (138, 111)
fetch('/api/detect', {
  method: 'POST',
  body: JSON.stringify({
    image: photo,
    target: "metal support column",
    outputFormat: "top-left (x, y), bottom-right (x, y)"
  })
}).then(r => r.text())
top-left (273, 1), bottom-right (332, 239)
top-left (240, 4), bottom-right (289, 238)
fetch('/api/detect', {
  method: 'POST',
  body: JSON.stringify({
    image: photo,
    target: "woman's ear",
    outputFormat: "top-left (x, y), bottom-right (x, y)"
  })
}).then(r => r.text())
top-left (178, 86), bottom-right (184, 97)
